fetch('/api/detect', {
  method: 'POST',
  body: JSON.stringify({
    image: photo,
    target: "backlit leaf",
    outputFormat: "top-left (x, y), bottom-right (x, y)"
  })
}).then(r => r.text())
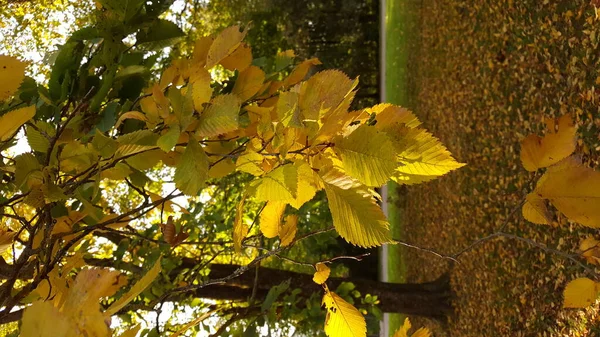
top-left (106, 258), bottom-right (162, 316)
top-left (335, 125), bottom-right (397, 186)
top-left (283, 58), bottom-right (321, 87)
top-left (0, 105), bottom-right (35, 141)
top-left (190, 67), bottom-right (213, 110)
top-left (0, 55), bottom-right (26, 101)
top-left (220, 43), bottom-right (252, 71)
top-left (321, 168), bottom-right (391, 248)
top-left (174, 138), bottom-right (209, 196)
top-left (520, 115), bottom-right (576, 171)
top-left (233, 197), bottom-right (247, 253)
top-left (392, 318), bottom-right (431, 337)
top-left (232, 65), bottom-right (265, 101)
top-left (299, 70), bottom-right (355, 121)
top-left (260, 201), bottom-right (286, 238)
top-left (157, 125), bottom-right (181, 152)
top-left (196, 94), bottom-right (240, 137)
top-left (322, 288), bottom-right (366, 337)
top-left (313, 262), bottom-right (330, 285)
top-left (563, 277), bottom-right (600, 308)
top-left (389, 127), bottom-right (465, 185)
top-left (206, 25), bottom-right (247, 68)
top-left (251, 164), bottom-right (298, 202)
top-left (279, 214), bottom-right (297, 247)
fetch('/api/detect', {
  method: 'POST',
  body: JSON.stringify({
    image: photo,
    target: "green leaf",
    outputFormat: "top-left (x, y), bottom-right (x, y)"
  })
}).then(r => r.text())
top-left (174, 138), bottom-right (209, 196)
top-left (261, 279), bottom-right (290, 312)
top-left (335, 125), bottom-right (397, 187)
top-left (196, 94), bottom-right (240, 137)
top-left (136, 19), bottom-right (184, 48)
top-left (157, 125), bottom-right (181, 152)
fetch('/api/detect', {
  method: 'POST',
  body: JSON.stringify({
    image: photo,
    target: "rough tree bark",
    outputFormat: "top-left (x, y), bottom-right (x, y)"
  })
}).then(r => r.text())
top-left (203, 264), bottom-right (453, 321)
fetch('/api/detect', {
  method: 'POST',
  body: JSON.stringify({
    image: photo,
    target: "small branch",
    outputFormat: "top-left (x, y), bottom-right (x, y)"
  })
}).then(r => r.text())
top-left (392, 239), bottom-right (458, 263)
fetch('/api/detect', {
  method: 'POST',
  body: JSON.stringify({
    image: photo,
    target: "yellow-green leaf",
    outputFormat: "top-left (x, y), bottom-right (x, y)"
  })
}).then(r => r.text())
top-left (196, 94), bottom-right (240, 137)
top-left (206, 25), bottom-right (247, 68)
top-left (251, 164), bottom-right (298, 202)
top-left (280, 214), bottom-right (297, 247)
top-left (236, 150), bottom-right (265, 176)
top-left (335, 125), bottom-right (397, 187)
top-left (322, 289), bottom-right (366, 337)
top-left (157, 125), bottom-right (181, 152)
top-left (232, 65), bottom-right (265, 101)
top-left (536, 159), bottom-right (600, 228)
top-left (260, 201), bottom-right (286, 238)
top-left (313, 262), bottom-right (330, 285)
top-left (106, 258), bottom-right (162, 316)
top-left (321, 168), bottom-right (390, 248)
top-left (563, 277), bottom-right (600, 308)
top-left (520, 115), bottom-right (576, 171)
top-left (174, 138), bottom-right (209, 196)
top-left (389, 126), bottom-right (465, 185)
top-left (0, 55), bottom-right (26, 101)
top-left (0, 105), bottom-right (35, 141)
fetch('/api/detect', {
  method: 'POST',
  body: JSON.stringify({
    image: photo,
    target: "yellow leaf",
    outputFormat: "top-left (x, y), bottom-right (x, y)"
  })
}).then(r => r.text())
top-left (0, 55), bottom-right (26, 101)
top-left (313, 262), bottom-right (330, 285)
top-left (232, 65), bottom-right (265, 101)
top-left (299, 70), bottom-right (356, 121)
top-left (236, 150), bottom-right (265, 176)
top-left (371, 104), bottom-right (421, 129)
top-left (322, 289), bottom-right (366, 337)
top-left (192, 36), bottom-right (214, 67)
top-left (0, 228), bottom-right (15, 254)
top-left (190, 67), bottom-right (213, 110)
top-left (321, 168), bottom-right (391, 248)
top-left (105, 258), bottom-right (162, 316)
top-left (389, 126), bottom-right (465, 185)
top-left (280, 214), bottom-right (297, 247)
top-left (220, 43), bottom-right (252, 71)
top-left (251, 164), bottom-right (298, 202)
top-left (520, 115), bottom-right (576, 171)
top-left (580, 237), bottom-right (600, 265)
top-left (206, 25), bottom-right (247, 68)
top-left (288, 160), bottom-right (319, 209)
top-left (196, 94), bottom-right (240, 137)
top-left (21, 301), bottom-right (75, 337)
top-left (536, 159), bottom-right (600, 227)
top-left (0, 105), bottom-right (35, 141)
top-left (522, 192), bottom-right (551, 225)
top-left (63, 269), bottom-right (122, 310)
top-left (393, 318), bottom-right (431, 337)
top-left (233, 197), bottom-right (248, 253)
top-left (563, 277), bottom-right (600, 308)
top-left (276, 90), bottom-right (303, 128)
top-left (283, 58), bottom-right (322, 87)
top-left (335, 125), bottom-right (397, 187)
top-left (260, 201), bottom-right (286, 238)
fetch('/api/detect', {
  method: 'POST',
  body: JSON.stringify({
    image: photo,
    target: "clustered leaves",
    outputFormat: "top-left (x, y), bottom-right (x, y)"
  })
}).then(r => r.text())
top-left (518, 115), bottom-right (600, 309)
top-left (0, 5), bottom-right (462, 335)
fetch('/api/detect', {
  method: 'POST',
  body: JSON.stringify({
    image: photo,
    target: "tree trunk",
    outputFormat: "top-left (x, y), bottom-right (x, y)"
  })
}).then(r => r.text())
top-left (203, 264), bottom-right (452, 321)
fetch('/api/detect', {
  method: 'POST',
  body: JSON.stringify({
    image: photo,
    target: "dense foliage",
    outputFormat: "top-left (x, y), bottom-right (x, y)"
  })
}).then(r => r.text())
top-left (0, 1), bottom-right (459, 336)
